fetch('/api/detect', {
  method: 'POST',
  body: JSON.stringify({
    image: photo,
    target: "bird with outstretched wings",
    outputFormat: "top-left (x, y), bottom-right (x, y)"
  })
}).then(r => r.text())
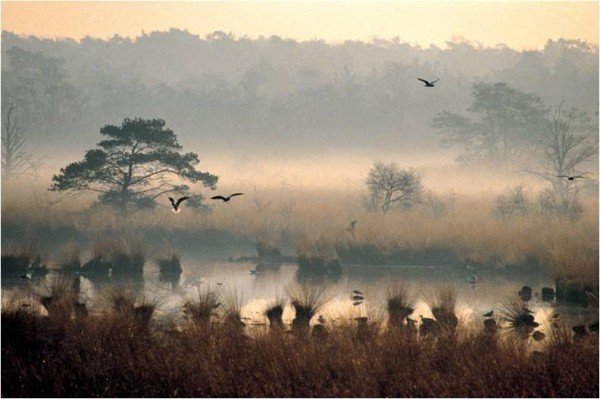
top-left (169, 196), bottom-right (189, 213)
top-left (211, 193), bottom-right (244, 202)
top-left (418, 77), bottom-right (439, 87)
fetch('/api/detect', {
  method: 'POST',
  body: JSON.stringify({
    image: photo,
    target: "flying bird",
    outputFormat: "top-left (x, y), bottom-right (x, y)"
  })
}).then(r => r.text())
top-left (346, 220), bottom-right (358, 232)
top-left (168, 196), bottom-right (189, 213)
top-left (418, 77), bottom-right (439, 87)
top-left (352, 301), bottom-right (363, 306)
top-left (483, 310), bottom-right (494, 318)
top-left (352, 295), bottom-right (365, 301)
top-left (557, 175), bottom-right (586, 181)
top-left (352, 289), bottom-right (364, 296)
top-left (211, 193), bottom-right (244, 202)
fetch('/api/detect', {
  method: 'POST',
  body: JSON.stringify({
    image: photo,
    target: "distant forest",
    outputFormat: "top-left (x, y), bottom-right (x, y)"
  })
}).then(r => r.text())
top-left (1, 29), bottom-right (598, 157)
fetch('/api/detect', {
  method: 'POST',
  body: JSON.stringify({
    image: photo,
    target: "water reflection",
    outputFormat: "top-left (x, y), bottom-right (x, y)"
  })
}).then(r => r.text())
top-left (1, 256), bottom-right (594, 335)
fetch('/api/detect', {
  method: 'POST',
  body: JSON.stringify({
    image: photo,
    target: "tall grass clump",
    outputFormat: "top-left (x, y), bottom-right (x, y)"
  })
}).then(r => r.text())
top-left (425, 285), bottom-right (458, 334)
top-left (222, 288), bottom-right (245, 332)
top-left (184, 284), bottom-right (222, 327)
top-left (38, 274), bottom-right (81, 323)
top-left (502, 299), bottom-right (540, 340)
top-left (265, 297), bottom-right (286, 330)
top-left (385, 281), bottom-right (414, 329)
top-left (287, 283), bottom-right (332, 335)
top-left (106, 285), bottom-right (157, 334)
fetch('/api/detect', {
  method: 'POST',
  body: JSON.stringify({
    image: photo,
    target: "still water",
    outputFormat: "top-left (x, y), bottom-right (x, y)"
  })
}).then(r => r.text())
top-left (2, 253), bottom-right (591, 331)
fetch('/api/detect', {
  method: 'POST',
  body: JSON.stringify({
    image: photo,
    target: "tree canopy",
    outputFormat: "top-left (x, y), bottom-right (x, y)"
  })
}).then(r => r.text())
top-left (50, 118), bottom-right (218, 211)
top-left (432, 82), bottom-right (548, 163)
top-left (365, 161), bottom-right (422, 214)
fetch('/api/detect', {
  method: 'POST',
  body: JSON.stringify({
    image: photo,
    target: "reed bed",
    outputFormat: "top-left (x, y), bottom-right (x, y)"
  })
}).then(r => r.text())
top-left (2, 188), bottom-right (597, 283)
top-left (1, 301), bottom-right (597, 398)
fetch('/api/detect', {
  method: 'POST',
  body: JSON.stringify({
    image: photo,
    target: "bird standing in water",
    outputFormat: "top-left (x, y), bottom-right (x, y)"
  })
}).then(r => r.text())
top-left (169, 196), bottom-right (189, 213)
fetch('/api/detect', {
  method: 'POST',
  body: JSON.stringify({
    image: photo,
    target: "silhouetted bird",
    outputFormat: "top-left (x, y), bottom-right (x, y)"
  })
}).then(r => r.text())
top-left (216, 282), bottom-right (224, 286)
top-left (418, 77), bottom-right (439, 87)
top-left (249, 269), bottom-right (258, 275)
top-left (352, 301), bottom-right (363, 306)
top-left (483, 310), bottom-right (493, 318)
top-left (353, 289), bottom-right (364, 296)
top-left (169, 196), bottom-right (189, 213)
top-left (211, 193), bottom-right (244, 202)
top-left (557, 175), bottom-right (585, 181)
top-left (352, 295), bottom-right (365, 301)
top-left (346, 220), bottom-right (358, 232)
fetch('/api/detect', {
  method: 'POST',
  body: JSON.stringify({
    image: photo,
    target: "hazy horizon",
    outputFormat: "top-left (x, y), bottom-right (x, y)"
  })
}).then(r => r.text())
top-left (2, 1), bottom-right (598, 50)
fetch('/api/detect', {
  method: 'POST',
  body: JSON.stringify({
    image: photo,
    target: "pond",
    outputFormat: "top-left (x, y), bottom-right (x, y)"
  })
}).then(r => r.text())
top-left (2, 251), bottom-right (592, 333)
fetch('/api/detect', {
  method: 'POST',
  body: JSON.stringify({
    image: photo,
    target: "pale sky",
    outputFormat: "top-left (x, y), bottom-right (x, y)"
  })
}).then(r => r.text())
top-left (1, 1), bottom-right (598, 50)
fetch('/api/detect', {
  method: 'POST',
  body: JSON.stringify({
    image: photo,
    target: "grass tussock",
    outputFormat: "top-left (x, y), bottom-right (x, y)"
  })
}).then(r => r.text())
top-left (184, 284), bottom-right (222, 327)
top-left (425, 286), bottom-right (459, 333)
top-left (502, 299), bottom-right (540, 340)
top-left (385, 281), bottom-right (414, 328)
top-left (1, 302), bottom-right (597, 398)
top-left (287, 284), bottom-right (332, 334)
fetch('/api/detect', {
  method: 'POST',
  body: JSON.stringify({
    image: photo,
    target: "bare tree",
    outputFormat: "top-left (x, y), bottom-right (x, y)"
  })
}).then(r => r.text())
top-left (1, 103), bottom-right (36, 180)
top-left (529, 103), bottom-right (598, 218)
top-left (365, 161), bottom-right (422, 214)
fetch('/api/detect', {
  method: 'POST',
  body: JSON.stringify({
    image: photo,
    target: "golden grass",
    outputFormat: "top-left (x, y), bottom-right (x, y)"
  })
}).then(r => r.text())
top-left (1, 301), bottom-right (597, 397)
top-left (2, 187), bottom-right (598, 284)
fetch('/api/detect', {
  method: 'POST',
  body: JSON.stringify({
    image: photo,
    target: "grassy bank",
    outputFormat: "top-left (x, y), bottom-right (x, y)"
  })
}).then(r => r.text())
top-left (2, 187), bottom-right (598, 283)
top-left (2, 301), bottom-right (598, 397)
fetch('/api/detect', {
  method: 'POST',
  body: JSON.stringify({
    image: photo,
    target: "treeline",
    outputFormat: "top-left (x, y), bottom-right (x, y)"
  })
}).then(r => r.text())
top-left (1, 29), bottom-right (598, 155)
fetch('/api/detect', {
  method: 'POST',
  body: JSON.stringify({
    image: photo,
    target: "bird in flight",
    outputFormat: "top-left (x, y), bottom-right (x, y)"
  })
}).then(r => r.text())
top-left (353, 289), bottom-right (364, 296)
top-left (418, 78), bottom-right (439, 87)
top-left (483, 310), bottom-right (493, 318)
top-left (346, 220), bottom-right (358, 231)
top-left (169, 196), bottom-right (189, 213)
top-left (557, 175), bottom-right (586, 181)
top-left (211, 193), bottom-right (244, 202)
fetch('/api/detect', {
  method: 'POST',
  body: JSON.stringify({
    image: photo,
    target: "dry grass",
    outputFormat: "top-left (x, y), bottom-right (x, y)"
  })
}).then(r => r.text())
top-left (3, 188), bottom-right (597, 283)
top-left (287, 283), bottom-right (333, 333)
top-left (184, 284), bottom-right (223, 327)
top-left (385, 281), bottom-right (414, 328)
top-left (1, 301), bottom-right (597, 398)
